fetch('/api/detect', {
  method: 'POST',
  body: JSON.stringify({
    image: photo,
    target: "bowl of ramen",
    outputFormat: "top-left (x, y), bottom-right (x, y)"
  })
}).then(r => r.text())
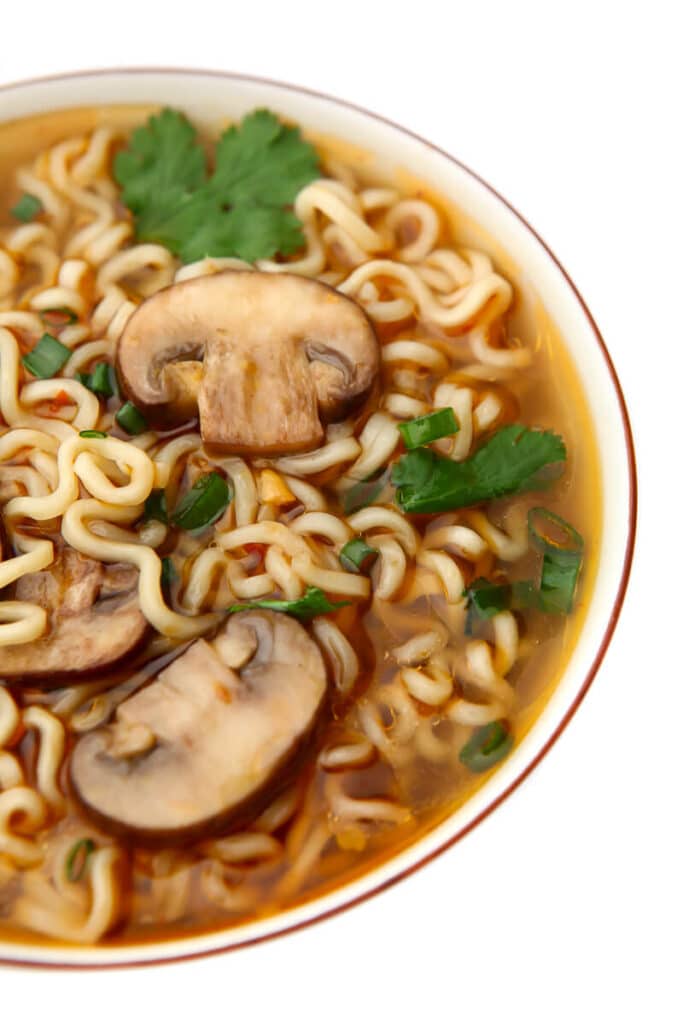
top-left (0, 69), bottom-right (635, 967)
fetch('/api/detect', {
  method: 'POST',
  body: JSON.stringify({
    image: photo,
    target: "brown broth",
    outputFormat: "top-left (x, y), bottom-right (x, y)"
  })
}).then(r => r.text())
top-left (0, 106), bottom-right (601, 948)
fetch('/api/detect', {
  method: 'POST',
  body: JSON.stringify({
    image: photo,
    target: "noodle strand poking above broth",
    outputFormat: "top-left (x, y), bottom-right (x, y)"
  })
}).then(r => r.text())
top-left (0, 104), bottom-right (599, 947)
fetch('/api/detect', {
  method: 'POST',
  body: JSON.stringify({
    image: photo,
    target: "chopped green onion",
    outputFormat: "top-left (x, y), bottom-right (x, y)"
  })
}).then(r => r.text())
top-left (528, 507), bottom-right (583, 558)
top-left (89, 362), bottom-right (117, 398)
top-left (77, 365), bottom-right (118, 397)
top-left (11, 193), bottom-right (42, 222)
top-left (161, 556), bottom-right (177, 589)
top-left (340, 537), bottom-right (379, 573)
top-left (143, 490), bottom-right (168, 524)
top-left (172, 472), bottom-right (231, 531)
top-left (342, 466), bottom-right (393, 516)
top-left (41, 307), bottom-right (78, 328)
top-left (21, 333), bottom-right (70, 379)
top-left (65, 838), bottom-right (96, 882)
top-left (529, 508), bottom-right (583, 614)
top-left (79, 430), bottom-right (108, 439)
top-left (459, 721), bottom-right (513, 773)
top-left (398, 408), bottom-right (459, 449)
top-left (115, 401), bottom-right (148, 436)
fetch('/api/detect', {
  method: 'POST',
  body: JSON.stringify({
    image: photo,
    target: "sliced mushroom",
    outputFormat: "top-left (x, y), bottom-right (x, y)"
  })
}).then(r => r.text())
top-left (1, 547), bottom-right (148, 683)
top-left (116, 270), bottom-right (380, 455)
top-left (70, 609), bottom-right (328, 843)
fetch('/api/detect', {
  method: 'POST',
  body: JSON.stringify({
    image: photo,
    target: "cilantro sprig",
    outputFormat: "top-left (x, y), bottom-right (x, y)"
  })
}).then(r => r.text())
top-left (392, 425), bottom-right (567, 513)
top-left (114, 108), bottom-right (319, 264)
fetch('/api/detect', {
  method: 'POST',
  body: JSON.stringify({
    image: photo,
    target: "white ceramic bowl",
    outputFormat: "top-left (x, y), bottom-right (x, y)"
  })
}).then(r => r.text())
top-left (0, 68), bottom-right (636, 969)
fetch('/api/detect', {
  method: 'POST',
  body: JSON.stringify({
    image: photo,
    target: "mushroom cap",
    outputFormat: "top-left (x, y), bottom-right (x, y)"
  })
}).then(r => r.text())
top-left (116, 270), bottom-right (380, 455)
top-left (70, 610), bottom-right (328, 843)
top-left (1, 547), bottom-right (148, 684)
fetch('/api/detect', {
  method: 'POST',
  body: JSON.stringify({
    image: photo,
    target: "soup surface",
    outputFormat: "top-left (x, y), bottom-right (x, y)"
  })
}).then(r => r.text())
top-left (0, 105), bottom-right (600, 948)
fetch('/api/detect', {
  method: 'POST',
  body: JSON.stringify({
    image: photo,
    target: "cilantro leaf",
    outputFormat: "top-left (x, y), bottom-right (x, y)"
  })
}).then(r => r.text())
top-left (211, 110), bottom-right (320, 207)
top-left (115, 109), bottom-right (207, 214)
top-left (463, 577), bottom-right (539, 635)
top-left (227, 586), bottom-right (349, 622)
top-left (464, 578), bottom-right (510, 620)
top-left (392, 425), bottom-right (566, 512)
top-left (162, 200), bottom-right (306, 265)
top-left (539, 551), bottom-right (582, 614)
top-left (114, 107), bottom-right (319, 264)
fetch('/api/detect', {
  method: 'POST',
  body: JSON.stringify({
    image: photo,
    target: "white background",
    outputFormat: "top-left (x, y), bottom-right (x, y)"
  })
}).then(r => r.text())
top-left (1, 2), bottom-right (680, 1020)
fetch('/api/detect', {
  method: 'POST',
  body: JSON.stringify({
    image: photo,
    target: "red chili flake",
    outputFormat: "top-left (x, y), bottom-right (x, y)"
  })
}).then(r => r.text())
top-left (48, 389), bottom-right (72, 413)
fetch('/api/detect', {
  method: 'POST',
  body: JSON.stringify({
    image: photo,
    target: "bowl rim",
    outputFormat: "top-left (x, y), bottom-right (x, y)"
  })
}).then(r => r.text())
top-left (0, 66), bottom-right (637, 971)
